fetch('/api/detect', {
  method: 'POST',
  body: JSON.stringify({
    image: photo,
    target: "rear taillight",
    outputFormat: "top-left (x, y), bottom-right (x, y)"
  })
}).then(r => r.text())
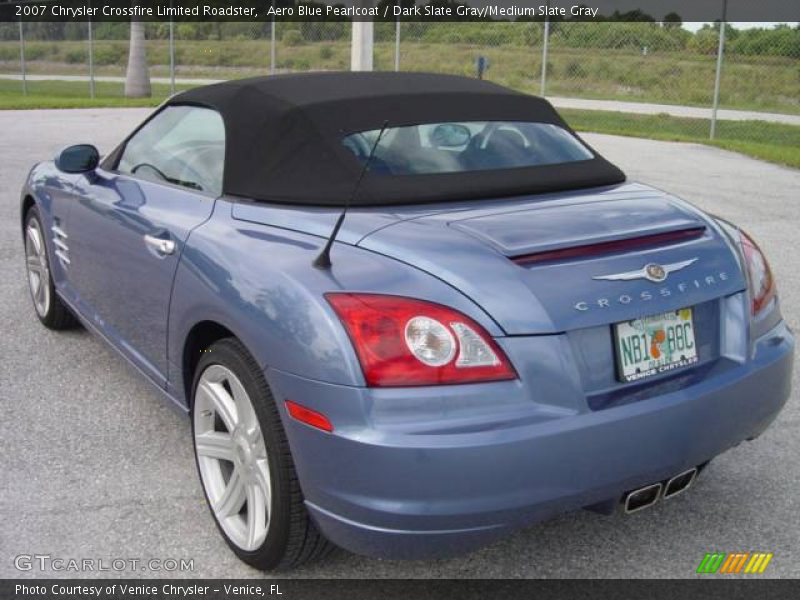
top-left (740, 230), bottom-right (776, 315)
top-left (325, 293), bottom-right (517, 387)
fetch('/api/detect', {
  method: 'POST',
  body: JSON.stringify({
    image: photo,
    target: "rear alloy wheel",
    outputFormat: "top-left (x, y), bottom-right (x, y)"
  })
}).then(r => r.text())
top-left (194, 363), bottom-right (272, 551)
top-left (24, 207), bottom-right (78, 330)
top-left (191, 338), bottom-right (333, 570)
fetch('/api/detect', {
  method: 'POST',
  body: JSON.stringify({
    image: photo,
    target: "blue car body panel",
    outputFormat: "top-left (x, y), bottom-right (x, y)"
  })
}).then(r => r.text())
top-left (22, 157), bottom-right (794, 559)
top-left (274, 319), bottom-right (792, 558)
top-left (27, 162), bottom-right (216, 387)
top-left (356, 184), bottom-right (746, 334)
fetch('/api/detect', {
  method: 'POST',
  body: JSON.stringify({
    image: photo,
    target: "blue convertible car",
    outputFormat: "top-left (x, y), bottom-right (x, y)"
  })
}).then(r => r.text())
top-left (21, 73), bottom-right (793, 569)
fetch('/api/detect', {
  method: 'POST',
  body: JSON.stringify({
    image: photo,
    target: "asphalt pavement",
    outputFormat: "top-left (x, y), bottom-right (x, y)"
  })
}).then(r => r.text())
top-left (0, 108), bottom-right (798, 579)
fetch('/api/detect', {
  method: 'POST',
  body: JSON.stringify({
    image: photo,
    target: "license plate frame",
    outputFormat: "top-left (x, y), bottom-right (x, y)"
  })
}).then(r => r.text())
top-left (613, 308), bottom-right (699, 383)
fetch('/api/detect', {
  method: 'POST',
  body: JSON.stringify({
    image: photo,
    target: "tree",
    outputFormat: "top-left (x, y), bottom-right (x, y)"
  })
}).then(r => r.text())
top-left (124, 21), bottom-right (151, 98)
top-left (663, 12), bottom-right (682, 29)
top-left (610, 9), bottom-right (655, 23)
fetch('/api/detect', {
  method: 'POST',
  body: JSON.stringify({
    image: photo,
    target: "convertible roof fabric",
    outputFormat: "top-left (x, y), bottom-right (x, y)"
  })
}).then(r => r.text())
top-left (171, 72), bottom-right (626, 206)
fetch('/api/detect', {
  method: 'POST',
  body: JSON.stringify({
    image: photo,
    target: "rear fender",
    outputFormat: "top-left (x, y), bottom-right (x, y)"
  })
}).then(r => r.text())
top-left (167, 199), bottom-right (503, 405)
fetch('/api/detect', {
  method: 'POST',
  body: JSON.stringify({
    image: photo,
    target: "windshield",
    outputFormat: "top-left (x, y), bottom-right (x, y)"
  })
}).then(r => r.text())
top-left (342, 121), bottom-right (594, 176)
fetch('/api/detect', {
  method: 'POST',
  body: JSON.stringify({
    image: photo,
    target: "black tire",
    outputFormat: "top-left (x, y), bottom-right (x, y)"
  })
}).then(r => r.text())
top-left (24, 206), bottom-right (79, 330)
top-left (190, 337), bottom-right (334, 570)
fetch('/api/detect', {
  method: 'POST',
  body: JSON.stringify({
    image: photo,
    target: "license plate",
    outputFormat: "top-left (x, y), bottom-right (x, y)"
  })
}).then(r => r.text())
top-left (613, 308), bottom-right (699, 383)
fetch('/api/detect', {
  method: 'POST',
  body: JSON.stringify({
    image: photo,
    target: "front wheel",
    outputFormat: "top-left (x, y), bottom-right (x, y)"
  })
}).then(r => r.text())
top-left (24, 207), bottom-right (78, 330)
top-left (191, 338), bottom-right (334, 570)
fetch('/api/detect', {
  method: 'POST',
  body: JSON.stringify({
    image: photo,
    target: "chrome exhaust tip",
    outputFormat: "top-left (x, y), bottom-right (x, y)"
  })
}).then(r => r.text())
top-left (624, 482), bottom-right (662, 514)
top-left (663, 467), bottom-right (698, 500)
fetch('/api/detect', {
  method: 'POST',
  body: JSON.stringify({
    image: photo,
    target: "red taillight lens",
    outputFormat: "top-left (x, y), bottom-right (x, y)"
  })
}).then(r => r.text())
top-left (740, 230), bottom-right (776, 315)
top-left (325, 293), bottom-right (517, 387)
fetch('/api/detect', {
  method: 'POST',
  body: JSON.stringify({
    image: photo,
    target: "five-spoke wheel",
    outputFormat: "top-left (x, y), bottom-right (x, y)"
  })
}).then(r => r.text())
top-left (25, 217), bottom-right (51, 318)
top-left (23, 207), bottom-right (77, 329)
top-left (191, 338), bottom-right (333, 570)
top-left (194, 364), bottom-right (272, 552)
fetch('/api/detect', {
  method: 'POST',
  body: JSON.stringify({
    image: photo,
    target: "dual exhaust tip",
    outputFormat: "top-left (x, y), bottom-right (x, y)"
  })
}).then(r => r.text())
top-left (624, 467), bottom-right (698, 514)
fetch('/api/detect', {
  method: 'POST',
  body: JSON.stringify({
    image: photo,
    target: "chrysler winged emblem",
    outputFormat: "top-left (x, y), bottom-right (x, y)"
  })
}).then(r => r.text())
top-left (592, 258), bottom-right (698, 283)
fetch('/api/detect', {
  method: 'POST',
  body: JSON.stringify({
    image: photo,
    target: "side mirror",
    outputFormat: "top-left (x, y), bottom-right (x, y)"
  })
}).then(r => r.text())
top-left (430, 123), bottom-right (471, 148)
top-left (55, 144), bottom-right (100, 174)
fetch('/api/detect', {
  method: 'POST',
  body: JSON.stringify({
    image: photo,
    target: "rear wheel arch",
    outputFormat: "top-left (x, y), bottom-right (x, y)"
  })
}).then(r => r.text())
top-left (190, 335), bottom-right (335, 569)
top-left (182, 320), bottom-right (240, 406)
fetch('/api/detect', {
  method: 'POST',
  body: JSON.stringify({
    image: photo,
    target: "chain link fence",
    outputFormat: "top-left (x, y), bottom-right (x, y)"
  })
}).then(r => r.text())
top-left (545, 22), bottom-right (714, 106)
top-left (1, 20), bottom-right (797, 145)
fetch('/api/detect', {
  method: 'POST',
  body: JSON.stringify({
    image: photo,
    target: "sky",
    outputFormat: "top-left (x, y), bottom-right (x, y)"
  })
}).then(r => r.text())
top-left (682, 22), bottom-right (798, 32)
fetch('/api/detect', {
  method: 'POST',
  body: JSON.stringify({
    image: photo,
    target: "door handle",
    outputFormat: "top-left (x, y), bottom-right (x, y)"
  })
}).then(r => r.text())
top-left (144, 234), bottom-right (176, 256)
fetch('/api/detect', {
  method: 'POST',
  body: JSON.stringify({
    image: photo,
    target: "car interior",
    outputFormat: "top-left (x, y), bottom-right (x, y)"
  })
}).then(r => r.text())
top-left (342, 121), bottom-right (594, 176)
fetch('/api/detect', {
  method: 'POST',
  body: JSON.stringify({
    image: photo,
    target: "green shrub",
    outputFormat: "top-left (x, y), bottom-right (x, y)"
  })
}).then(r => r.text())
top-left (522, 23), bottom-right (544, 47)
top-left (283, 30), bottom-right (303, 47)
top-left (177, 23), bottom-right (205, 41)
top-left (688, 30), bottom-right (719, 55)
top-left (93, 44), bottom-right (126, 66)
top-left (148, 23), bottom-right (170, 41)
top-left (23, 44), bottom-right (50, 60)
top-left (92, 22), bottom-right (129, 40)
top-left (319, 45), bottom-right (334, 60)
top-left (300, 21), bottom-right (346, 42)
top-left (64, 48), bottom-right (87, 64)
top-left (0, 46), bottom-right (17, 61)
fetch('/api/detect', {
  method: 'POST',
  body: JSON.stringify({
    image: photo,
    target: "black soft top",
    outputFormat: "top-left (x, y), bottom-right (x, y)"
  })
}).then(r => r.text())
top-left (171, 72), bottom-right (625, 206)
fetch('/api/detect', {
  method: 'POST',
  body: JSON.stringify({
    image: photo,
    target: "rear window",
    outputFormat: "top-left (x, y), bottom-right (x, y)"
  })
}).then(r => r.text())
top-left (342, 121), bottom-right (594, 175)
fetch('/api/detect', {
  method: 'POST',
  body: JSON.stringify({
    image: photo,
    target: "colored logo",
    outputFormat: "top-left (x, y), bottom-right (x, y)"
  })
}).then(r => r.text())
top-left (696, 552), bottom-right (773, 574)
top-left (648, 328), bottom-right (667, 358)
top-left (645, 263), bottom-right (667, 282)
top-left (592, 257), bottom-right (698, 283)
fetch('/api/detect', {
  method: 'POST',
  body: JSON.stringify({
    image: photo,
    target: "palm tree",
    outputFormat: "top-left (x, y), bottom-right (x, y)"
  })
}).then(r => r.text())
top-left (125, 20), bottom-right (151, 98)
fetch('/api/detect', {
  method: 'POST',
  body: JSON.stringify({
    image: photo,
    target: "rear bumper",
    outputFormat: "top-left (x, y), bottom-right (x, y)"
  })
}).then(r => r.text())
top-left (268, 321), bottom-right (793, 560)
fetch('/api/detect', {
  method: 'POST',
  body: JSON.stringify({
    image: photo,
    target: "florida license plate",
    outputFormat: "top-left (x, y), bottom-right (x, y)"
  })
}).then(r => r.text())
top-left (614, 308), bottom-right (699, 383)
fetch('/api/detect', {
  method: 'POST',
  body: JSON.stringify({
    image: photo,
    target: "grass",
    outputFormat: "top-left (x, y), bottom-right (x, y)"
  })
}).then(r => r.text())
top-left (0, 79), bottom-right (797, 170)
top-left (0, 79), bottom-right (184, 109)
top-left (562, 109), bottom-right (800, 169)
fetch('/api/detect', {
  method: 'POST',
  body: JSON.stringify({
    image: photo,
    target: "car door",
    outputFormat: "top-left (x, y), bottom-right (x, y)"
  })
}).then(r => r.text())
top-left (65, 105), bottom-right (226, 387)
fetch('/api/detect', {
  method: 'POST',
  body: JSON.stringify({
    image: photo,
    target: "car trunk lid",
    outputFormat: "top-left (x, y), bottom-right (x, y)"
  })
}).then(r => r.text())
top-left (357, 183), bottom-right (746, 334)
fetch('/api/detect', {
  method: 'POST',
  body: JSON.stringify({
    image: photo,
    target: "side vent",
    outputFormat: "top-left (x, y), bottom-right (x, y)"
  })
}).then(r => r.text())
top-left (51, 224), bottom-right (70, 268)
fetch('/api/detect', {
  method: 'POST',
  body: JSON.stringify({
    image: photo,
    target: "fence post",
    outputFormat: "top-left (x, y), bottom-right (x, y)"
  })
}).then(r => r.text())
top-left (88, 18), bottom-right (95, 99)
top-left (270, 9), bottom-right (276, 75)
top-left (394, 17), bottom-right (400, 71)
top-left (710, 0), bottom-right (727, 140)
top-left (19, 19), bottom-right (26, 95)
top-left (540, 15), bottom-right (550, 97)
top-left (169, 19), bottom-right (175, 95)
